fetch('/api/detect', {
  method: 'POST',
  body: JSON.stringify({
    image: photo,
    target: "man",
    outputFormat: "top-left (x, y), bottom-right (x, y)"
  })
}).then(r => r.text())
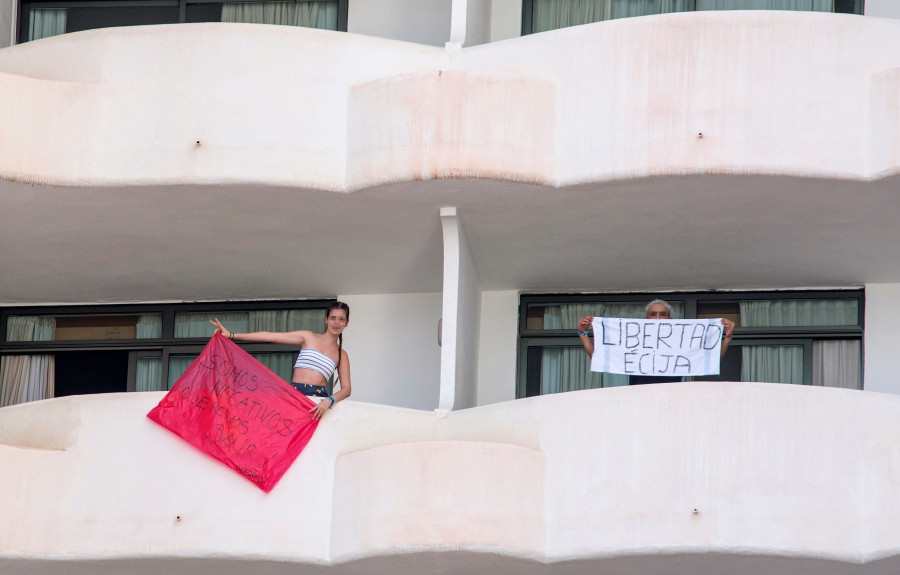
top-left (577, 299), bottom-right (735, 385)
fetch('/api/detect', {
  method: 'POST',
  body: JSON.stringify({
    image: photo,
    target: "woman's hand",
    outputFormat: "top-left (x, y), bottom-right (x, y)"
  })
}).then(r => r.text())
top-left (309, 400), bottom-right (331, 421)
top-left (209, 318), bottom-right (231, 338)
top-left (578, 316), bottom-right (594, 332)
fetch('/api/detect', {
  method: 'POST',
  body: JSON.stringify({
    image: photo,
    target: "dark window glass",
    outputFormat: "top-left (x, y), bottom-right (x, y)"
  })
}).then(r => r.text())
top-left (185, 3), bottom-right (224, 23)
top-left (65, 5), bottom-right (179, 33)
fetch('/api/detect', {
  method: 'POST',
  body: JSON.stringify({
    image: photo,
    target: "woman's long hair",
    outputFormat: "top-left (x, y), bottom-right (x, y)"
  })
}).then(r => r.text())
top-left (326, 301), bottom-right (350, 386)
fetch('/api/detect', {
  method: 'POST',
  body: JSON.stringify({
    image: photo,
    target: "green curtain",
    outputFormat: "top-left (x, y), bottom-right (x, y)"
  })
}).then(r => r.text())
top-left (253, 352), bottom-right (295, 382)
top-left (28, 9), bottom-right (66, 42)
top-left (175, 312), bottom-right (249, 338)
top-left (741, 345), bottom-right (803, 385)
top-left (738, 300), bottom-right (856, 386)
top-left (135, 356), bottom-right (164, 392)
top-left (739, 299), bottom-right (857, 327)
top-left (175, 309), bottom-right (325, 338)
top-left (532, 0), bottom-right (693, 33)
top-left (167, 355), bottom-right (197, 388)
top-left (136, 314), bottom-right (163, 339)
top-left (168, 352), bottom-right (296, 388)
top-left (248, 309), bottom-right (325, 332)
top-left (221, 0), bottom-right (338, 29)
top-left (696, 0), bottom-right (833, 10)
top-left (540, 301), bottom-right (684, 393)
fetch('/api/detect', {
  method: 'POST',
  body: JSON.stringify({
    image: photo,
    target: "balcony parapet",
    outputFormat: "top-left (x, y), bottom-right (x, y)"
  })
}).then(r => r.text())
top-left (1, 12), bottom-right (900, 190)
top-left (3, 382), bottom-right (900, 573)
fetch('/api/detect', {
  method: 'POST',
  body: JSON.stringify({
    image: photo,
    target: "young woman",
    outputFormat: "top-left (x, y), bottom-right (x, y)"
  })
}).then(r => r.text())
top-left (209, 301), bottom-right (351, 420)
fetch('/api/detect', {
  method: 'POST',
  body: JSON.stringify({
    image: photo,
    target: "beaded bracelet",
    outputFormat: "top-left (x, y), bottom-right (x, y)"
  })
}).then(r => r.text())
top-left (327, 396), bottom-right (335, 409)
top-left (577, 330), bottom-right (591, 337)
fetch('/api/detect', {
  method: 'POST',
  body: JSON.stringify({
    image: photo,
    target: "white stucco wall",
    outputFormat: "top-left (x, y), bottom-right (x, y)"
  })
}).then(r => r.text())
top-left (464, 0), bottom-right (492, 46)
top-left (347, 0), bottom-right (451, 47)
top-left (865, 0), bottom-right (900, 19)
top-left (0, 0), bottom-right (13, 49)
top-left (490, 0), bottom-right (521, 42)
top-left (477, 290), bottom-right (519, 406)
top-left (337, 292), bottom-right (442, 411)
top-left (863, 283), bottom-right (900, 395)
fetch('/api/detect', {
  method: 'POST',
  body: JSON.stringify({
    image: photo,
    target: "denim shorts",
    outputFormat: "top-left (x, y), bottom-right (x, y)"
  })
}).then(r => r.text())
top-left (291, 382), bottom-right (328, 397)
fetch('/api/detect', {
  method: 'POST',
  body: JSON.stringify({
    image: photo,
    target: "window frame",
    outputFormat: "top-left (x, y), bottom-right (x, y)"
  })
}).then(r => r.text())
top-left (0, 299), bottom-right (333, 393)
top-left (517, 289), bottom-right (864, 397)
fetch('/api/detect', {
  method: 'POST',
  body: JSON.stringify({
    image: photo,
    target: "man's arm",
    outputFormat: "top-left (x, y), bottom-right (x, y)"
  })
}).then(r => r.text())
top-left (720, 318), bottom-right (735, 358)
top-left (578, 315), bottom-right (594, 358)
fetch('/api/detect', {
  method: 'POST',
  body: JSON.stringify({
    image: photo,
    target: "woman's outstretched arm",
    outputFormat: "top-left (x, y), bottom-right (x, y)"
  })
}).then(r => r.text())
top-left (209, 318), bottom-right (307, 346)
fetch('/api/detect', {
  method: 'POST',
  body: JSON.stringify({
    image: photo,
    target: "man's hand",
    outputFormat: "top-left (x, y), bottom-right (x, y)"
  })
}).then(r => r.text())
top-left (578, 316), bottom-right (593, 332)
top-left (722, 318), bottom-right (735, 338)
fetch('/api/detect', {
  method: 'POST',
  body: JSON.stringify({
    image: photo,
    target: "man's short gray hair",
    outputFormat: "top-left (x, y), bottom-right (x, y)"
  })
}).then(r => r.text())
top-left (645, 299), bottom-right (674, 315)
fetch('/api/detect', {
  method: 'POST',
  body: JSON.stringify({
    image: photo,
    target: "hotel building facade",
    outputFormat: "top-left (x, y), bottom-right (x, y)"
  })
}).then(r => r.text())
top-left (3, 1), bottom-right (900, 573)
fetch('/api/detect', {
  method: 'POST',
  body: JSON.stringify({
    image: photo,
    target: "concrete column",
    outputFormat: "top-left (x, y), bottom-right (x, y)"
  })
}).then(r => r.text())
top-left (449, 0), bottom-right (492, 49)
top-left (439, 207), bottom-right (481, 410)
top-left (448, 0), bottom-right (467, 46)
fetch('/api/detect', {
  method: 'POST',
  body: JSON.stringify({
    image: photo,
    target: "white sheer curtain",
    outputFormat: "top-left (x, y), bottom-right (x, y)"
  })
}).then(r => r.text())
top-left (532, 0), bottom-right (692, 32)
top-left (540, 301), bottom-right (684, 393)
top-left (1, 316), bottom-right (56, 407)
top-left (696, 0), bottom-right (832, 10)
top-left (28, 9), bottom-right (66, 41)
top-left (221, 0), bottom-right (338, 29)
top-left (812, 340), bottom-right (860, 389)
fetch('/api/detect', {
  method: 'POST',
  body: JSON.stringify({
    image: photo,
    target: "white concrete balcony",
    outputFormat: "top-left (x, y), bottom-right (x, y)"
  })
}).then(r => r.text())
top-left (1, 12), bottom-right (899, 188)
top-left (2, 382), bottom-right (900, 574)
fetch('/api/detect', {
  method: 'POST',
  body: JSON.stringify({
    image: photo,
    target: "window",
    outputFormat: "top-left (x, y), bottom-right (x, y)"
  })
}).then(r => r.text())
top-left (17, 0), bottom-right (347, 43)
top-left (522, 0), bottom-right (864, 35)
top-left (0, 300), bottom-right (330, 406)
top-left (518, 290), bottom-right (863, 397)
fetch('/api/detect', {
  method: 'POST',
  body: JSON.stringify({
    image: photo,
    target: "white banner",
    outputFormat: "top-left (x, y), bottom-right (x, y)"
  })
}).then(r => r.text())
top-left (590, 317), bottom-right (723, 377)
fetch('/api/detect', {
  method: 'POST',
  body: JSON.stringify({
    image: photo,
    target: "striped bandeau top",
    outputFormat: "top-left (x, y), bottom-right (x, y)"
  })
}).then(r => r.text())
top-left (294, 348), bottom-right (337, 380)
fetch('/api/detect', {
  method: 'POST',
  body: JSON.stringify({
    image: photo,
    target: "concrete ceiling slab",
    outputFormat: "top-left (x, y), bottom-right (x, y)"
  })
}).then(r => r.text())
top-left (2, 174), bottom-right (898, 305)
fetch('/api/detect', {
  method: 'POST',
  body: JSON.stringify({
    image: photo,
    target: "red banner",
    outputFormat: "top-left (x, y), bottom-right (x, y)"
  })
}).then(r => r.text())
top-left (147, 333), bottom-right (318, 492)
